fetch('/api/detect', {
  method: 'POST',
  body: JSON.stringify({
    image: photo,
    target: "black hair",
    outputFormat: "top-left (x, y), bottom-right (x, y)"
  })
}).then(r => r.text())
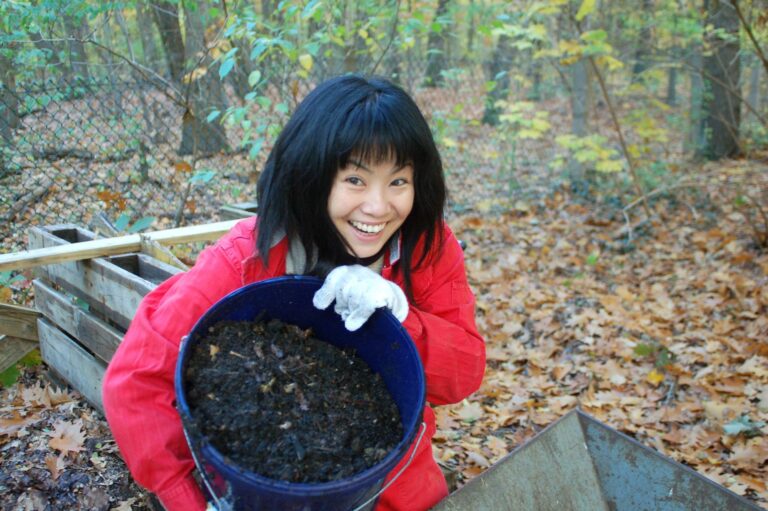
top-left (256, 74), bottom-right (446, 300)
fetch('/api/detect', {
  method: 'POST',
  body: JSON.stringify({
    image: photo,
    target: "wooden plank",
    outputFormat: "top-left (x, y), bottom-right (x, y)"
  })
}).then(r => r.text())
top-left (38, 318), bottom-right (106, 412)
top-left (219, 201), bottom-right (259, 220)
top-left (33, 280), bottom-right (123, 363)
top-left (0, 335), bottom-right (38, 373)
top-left (108, 253), bottom-right (184, 286)
top-left (29, 227), bottom-right (179, 330)
top-left (0, 303), bottom-right (40, 341)
top-left (0, 219), bottom-right (241, 272)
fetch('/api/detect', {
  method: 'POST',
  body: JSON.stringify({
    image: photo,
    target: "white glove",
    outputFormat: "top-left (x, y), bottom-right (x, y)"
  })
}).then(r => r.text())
top-left (313, 265), bottom-right (409, 331)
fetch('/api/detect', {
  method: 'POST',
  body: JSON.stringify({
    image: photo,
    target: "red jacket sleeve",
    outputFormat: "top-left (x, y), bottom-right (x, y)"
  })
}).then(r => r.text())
top-left (101, 222), bottom-right (258, 511)
top-left (397, 226), bottom-right (486, 406)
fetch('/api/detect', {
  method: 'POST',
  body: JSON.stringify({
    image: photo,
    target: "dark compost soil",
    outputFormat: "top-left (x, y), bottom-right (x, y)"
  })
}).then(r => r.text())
top-left (183, 318), bottom-right (404, 484)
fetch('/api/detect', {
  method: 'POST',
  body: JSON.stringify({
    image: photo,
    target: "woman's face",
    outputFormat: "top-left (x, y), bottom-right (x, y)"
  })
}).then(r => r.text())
top-left (328, 156), bottom-right (415, 259)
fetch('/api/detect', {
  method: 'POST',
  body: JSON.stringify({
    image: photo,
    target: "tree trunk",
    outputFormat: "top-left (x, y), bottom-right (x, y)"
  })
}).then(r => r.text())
top-left (150, 1), bottom-right (186, 82)
top-left (423, 0), bottom-right (450, 87)
top-left (631, 0), bottom-right (654, 80)
top-left (178, 0), bottom-right (230, 156)
top-left (230, 37), bottom-right (254, 101)
top-left (28, 31), bottom-right (69, 82)
top-left (62, 13), bottom-right (91, 82)
top-left (747, 59), bottom-right (762, 123)
top-left (481, 34), bottom-right (513, 126)
top-left (687, 42), bottom-right (705, 154)
top-left (465, 0), bottom-right (475, 63)
top-left (137, 1), bottom-right (162, 72)
top-left (698, 0), bottom-right (741, 160)
top-left (0, 49), bottom-right (19, 173)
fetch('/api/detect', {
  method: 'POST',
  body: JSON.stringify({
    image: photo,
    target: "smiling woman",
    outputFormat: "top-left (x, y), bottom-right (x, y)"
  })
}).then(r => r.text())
top-left (101, 75), bottom-right (486, 511)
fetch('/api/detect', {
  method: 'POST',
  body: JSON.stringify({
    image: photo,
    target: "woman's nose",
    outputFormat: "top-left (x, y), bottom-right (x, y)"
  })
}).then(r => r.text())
top-left (360, 188), bottom-right (389, 216)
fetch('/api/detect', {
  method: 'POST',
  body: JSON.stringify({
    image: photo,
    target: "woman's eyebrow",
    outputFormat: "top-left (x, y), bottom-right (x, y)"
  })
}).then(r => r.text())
top-left (348, 159), bottom-right (372, 172)
top-left (348, 159), bottom-right (409, 174)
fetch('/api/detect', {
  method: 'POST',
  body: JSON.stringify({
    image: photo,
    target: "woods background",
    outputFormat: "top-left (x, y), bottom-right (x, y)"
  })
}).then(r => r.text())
top-left (1, 0), bottom-right (766, 254)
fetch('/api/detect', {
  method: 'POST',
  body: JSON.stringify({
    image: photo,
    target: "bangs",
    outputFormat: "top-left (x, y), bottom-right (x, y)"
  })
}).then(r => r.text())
top-left (334, 93), bottom-right (424, 169)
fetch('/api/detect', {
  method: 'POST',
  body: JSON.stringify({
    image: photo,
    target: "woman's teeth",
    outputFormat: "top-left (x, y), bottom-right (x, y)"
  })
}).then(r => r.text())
top-left (350, 221), bottom-right (385, 234)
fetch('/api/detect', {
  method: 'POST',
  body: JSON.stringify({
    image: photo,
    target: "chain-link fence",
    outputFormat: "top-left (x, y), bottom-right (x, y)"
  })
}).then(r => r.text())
top-left (1, 65), bottom-right (522, 253)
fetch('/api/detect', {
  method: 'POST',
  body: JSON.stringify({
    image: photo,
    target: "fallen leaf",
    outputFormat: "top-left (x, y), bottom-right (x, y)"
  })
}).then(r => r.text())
top-left (110, 498), bottom-right (137, 511)
top-left (646, 369), bottom-right (665, 386)
top-left (48, 419), bottom-right (86, 456)
top-left (465, 450), bottom-right (491, 468)
top-left (0, 411), bottom-right (41, 437)
top-left (45, 453), bottom-right (67, 480)
top-left (455, 401), bottom-right (484, 423)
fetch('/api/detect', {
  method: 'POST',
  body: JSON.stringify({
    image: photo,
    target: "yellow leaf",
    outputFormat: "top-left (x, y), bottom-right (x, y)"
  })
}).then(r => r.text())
top-left (598, 55), bottom-right (624, 71)
top-left (298, 54), bottom-right (313, 72)
top-left (646, 368), bottom-right (665, 386)
top-left (182, 67), bottom-right (207, 84)
top-left (442, 137), bottom-right (458, 148)
top-left (596, 159), bottom-right (623, 172)
top-left (174, 161), bottom-right (193, 173)
top-left (576, 0), bottom-right (596, 21)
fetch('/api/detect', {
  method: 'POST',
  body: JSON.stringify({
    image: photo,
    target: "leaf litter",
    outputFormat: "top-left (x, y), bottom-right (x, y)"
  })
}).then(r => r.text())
top-left (0, 147), bottom-right (766, 508)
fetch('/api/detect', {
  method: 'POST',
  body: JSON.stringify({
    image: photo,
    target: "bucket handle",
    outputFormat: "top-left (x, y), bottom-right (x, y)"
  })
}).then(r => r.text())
top-left (350, 421), bottom-right (428, 511)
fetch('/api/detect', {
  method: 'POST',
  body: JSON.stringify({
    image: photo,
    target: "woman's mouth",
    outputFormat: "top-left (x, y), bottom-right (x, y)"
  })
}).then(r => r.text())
top-left (349, 221), bottom-right (386, 234)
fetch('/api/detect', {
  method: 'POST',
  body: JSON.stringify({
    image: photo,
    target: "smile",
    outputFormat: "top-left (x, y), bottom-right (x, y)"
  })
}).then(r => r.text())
top-left (350, 221), bottom-right (386, 234)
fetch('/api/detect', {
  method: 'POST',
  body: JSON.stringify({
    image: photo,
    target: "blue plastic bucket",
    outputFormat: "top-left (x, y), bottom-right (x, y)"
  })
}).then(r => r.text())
top-left (175, 276), bottom-right (426, 511)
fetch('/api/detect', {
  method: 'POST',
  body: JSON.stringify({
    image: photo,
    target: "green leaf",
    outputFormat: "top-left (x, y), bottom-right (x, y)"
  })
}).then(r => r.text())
top-left (575, 0), bottom-right (596, 21)
top-left (127, 216), bottom-right (155, 234)
top-left (114, 212), bottom-right (131, 232)
top-left (248, 70), bottom-right (262, 88)
top-left (190, 170), bottom-right (217, 184)
top-left (634, 343), bottom-right (654, 357)
top-left (219, 58), bottom-right (235, 80)
top-left (723, 415), bottom-right (766, 436)
top-left (206, 110), bottom-right (221, 123)
top-left (586, 252), bottom-right (599, 266)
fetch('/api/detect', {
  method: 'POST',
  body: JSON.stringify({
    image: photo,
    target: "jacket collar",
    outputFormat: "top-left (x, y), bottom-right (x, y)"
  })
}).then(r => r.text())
top-left (271, 229), bottom-right (402, 273)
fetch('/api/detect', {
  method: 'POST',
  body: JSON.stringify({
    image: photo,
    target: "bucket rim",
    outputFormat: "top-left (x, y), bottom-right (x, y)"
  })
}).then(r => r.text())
top-left (174, 275), bottom-right (427, 495)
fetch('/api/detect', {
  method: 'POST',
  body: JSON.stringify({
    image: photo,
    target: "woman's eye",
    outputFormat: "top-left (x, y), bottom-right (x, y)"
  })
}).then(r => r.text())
top-left (346, 176), bottom-right (364, 186)
top-left (391, 178), bottom-right (409, 186)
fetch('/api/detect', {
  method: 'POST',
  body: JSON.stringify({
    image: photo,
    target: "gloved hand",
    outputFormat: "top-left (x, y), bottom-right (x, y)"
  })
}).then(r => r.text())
top-left (313, 265), bottom-right (409, 331)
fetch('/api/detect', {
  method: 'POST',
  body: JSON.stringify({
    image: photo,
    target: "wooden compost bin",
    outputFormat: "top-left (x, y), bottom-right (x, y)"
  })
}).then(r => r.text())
top-left (28, 224), bottom-right (182, 412)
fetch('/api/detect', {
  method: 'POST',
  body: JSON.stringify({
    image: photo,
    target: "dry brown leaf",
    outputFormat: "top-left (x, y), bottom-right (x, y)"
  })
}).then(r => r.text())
top-left (45, 453), bottom-right (67, 480)
top-left (728, 438), bottom-right (768, 469)
top-left (465, 450), bottom-right (491, 468)
top-left (48, 419), bottom-right (86, 456)
top-left (0, 411), bottom-right (41, 437)
top-left (21, 383), bottom-right (51, 408)
top-left (454, 401), bottom-right (484, 423)
top-left (110, 498), bottom-right (137, 511)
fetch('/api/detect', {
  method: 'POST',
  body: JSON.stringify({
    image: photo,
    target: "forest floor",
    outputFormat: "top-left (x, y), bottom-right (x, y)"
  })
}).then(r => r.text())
top-left (1, 146), bottom-right (768, 510)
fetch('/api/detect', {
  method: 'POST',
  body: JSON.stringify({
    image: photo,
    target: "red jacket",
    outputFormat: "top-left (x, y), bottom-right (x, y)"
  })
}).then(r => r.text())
top-left (102, 217), bottom-right (485, 511)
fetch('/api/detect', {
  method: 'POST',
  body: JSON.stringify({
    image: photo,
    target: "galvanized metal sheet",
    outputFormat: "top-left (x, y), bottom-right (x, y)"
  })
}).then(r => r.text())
top-left (432, 411), bottom-right (608, 511)
top-left (433, 410), bottom-right (762, 511)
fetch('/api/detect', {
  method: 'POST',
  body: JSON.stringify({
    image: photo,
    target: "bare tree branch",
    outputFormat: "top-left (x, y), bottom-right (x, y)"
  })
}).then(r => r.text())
top-left (730, 0), bottom-right (768, 76)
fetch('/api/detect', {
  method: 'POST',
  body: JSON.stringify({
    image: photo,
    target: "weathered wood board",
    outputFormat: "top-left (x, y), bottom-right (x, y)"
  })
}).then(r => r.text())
top-left (38, 318), bottom-right (107, 412)
top-left (28, 224), bottom-right (187, 410)
top-left (219, 201), bottom-right (258, 220)
top-left (33, 280), bottom-right (122, 363)
top-left (29, 225), bottom-right (182, 330)
top-left (0, 336), bottom-right (38, 373)
top-left (0, 302), bottom-right (40, 341)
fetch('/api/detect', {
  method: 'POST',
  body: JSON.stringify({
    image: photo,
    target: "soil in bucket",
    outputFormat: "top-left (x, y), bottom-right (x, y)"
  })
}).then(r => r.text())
top-left (184, 318), bottom-right (404, 484)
